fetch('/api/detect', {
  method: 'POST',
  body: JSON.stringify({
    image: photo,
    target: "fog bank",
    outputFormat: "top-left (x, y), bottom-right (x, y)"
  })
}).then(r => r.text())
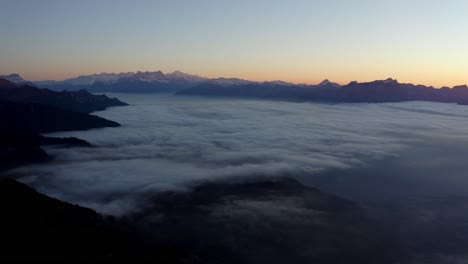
top-left (9, 94), bottom-right (468, 215)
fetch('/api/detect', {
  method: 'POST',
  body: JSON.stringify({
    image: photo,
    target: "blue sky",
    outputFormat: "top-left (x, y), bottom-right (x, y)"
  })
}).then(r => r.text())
top-left (1, 0), bottom-right (467, 86)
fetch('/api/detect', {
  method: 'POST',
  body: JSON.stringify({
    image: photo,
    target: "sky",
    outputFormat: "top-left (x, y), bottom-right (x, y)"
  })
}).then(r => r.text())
top-left (1, 0), bottom-right (467, 87)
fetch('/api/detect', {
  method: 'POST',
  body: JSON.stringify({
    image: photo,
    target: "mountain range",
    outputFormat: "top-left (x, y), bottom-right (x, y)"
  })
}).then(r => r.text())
top-left (3, 72), bottom-right (468, 105)
top-left (5, 71), bottom-right (210, 93)
top-left (2, 72), bottom-right (301, 93)
top-left (178, 77), bottom-right (468, 105)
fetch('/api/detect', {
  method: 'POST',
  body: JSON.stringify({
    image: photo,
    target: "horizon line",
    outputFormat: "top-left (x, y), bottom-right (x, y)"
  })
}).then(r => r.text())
top-left (2, 71), bottom-right (468, 89)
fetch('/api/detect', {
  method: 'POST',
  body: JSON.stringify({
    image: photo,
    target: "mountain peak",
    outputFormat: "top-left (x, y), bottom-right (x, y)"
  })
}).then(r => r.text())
top-left (318, 79), bottom-right (341, 88)
top-left (383, 78), bottom-right (398, 85)
top-left (453, 85), bottom-right (468, 90)
top-left (135, 70), bottom-right (165, 78)
top-left (0, 73), bottom-right (27, 84)
top-left (166, 71), bottom-right (208, 82)
top-left (170, 70), bottom-right (186, 75)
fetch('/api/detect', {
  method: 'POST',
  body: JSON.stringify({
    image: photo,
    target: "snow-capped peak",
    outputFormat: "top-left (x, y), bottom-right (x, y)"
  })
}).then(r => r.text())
top-left (0, 73), bottom-right (27, 84)
top-left (62, 71), bottom-right (165, 85)
top-left (61, 70), bottom-right (209, 86)
top-left (165, 71), bottom-right (208, 82)
top-left (263, 80), bottom-right (294, 86)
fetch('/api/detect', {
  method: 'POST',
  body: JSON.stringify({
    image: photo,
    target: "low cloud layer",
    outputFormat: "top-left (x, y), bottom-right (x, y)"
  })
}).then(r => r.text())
top-left (9, 94), bottom-right (468, 215)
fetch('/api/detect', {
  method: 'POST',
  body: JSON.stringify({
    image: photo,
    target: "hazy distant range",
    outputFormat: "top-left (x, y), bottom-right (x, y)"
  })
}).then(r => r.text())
top-left (2, 71), bottom-right (468, 105)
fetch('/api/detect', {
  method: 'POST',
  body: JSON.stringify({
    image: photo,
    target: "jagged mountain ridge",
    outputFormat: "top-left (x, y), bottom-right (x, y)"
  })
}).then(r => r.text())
top-left (0, 74), bottom-right (31, 85)
top-left (5, 72), bottom-right (468, 105)
top-left (1, 71), bottom-right (342, 94)
top-left (179, 77), bottom-right (468, 104)
top-left (7, 71), bottom-right (468, 91)
top-left (34, 70), bottom-right (209, 89)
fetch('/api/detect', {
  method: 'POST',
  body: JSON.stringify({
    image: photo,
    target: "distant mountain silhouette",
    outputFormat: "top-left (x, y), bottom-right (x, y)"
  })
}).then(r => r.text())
top-left (24, 71), bottom-right (468, 105)
top-left (28, 71), bottom-right (292, 93)
top-left (33, 71), bottom-right (209, 93)
top-left (0, 78), bottom-right (127, 112)
top-left (318, 79), bottom-right (341, 88)
top-left (179, 78), bottom-right (468, 105)
top-left (0, 73), bottom-right (31, 85)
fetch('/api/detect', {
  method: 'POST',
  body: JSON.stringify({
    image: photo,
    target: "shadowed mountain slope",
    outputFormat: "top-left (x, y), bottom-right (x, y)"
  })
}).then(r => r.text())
top-left (0, 78), bottom-right (127, 113)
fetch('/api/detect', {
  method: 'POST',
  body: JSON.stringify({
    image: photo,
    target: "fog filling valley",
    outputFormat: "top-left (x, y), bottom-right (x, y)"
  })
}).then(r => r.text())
top-left (9, 94), bottom-right (468, 218)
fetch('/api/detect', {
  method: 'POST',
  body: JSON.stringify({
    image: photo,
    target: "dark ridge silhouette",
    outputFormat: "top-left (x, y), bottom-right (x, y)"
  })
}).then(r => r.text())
top-left (0, 73), bottom-right (31, 85)
top-left (0, 78), bottom-right (125, 171)
top-left (25, 70), bottom-right (468, 105)
top-left (0, 78), bottom-right (127, 113)
top-left (0, 178), bottom-right (126, 261)
top-left (0, 140), bottom-right (48, 171)
top-left (178, 78), bottom-right (468, 105)
top-left (0, 101), bottom-right (119, 171)
top-left (0, 178), bottom-right (189, 262)
top-left (0, 100), bottom-right (119, 133)
top-left (0, 128), bottom-right (91, 171)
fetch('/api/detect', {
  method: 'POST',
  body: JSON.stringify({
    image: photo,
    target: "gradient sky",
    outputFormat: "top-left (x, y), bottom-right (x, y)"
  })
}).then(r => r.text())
top-left (1, 0), bottom-right (467, 87)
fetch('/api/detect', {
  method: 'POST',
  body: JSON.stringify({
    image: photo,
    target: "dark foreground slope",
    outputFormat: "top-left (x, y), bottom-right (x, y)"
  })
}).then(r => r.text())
top-left (0, 179), bottom-right (187, 262)
top-left (0, 178), bottom-right (131, 261)
top-left (8, 172), bottom-right (465, 263)
top-left (0, 177), bottom-right (405, 263)
top-left (0, 78), bottom-right (127, 113)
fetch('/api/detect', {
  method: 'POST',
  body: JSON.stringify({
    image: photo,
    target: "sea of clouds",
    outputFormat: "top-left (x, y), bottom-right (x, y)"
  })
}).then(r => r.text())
top-left (9, 94), bottom-right (468, 215)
